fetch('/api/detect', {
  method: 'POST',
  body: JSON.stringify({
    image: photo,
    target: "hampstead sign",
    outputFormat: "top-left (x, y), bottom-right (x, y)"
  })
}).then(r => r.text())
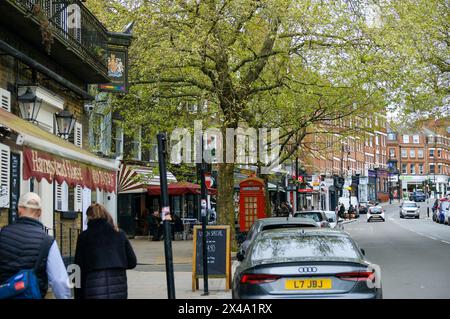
top-left (23, 148), bottom-right (116, 193)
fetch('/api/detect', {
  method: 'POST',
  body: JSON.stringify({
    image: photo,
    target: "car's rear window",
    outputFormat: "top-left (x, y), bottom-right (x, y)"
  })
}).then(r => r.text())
top-left (371, 207), bottom-right (382, 213)
top-left (261, 224), bottom-right (317, 231)
top-left (251, 235), bottom-right (360, 261)
top-left (404, 203), bottom-right (418, 208)
top-left (294, 212), bottom-right (324, 222)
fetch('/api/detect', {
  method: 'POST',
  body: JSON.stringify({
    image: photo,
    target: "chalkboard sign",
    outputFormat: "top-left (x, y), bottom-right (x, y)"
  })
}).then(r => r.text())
top-left (9, 153), bottom-right (20, 224)
top-left (192, 225), bottom-right (231, 291)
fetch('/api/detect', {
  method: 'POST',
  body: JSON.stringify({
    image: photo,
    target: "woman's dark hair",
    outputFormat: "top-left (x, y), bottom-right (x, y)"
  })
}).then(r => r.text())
top-left (86, 203), bottom-right (119, 232)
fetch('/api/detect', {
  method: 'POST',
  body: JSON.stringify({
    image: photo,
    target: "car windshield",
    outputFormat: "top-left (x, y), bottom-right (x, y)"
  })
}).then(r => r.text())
top-left (403, 203), bottom-right (418, 208)
top-left (251, 234), bottom-right (360, 261)
top-left (294, 212), bottom-right (324, 222)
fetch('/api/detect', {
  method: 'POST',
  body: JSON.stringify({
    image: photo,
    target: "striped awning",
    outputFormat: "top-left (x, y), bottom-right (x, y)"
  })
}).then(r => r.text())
top-left (118, 164), bottom-right (177, 193)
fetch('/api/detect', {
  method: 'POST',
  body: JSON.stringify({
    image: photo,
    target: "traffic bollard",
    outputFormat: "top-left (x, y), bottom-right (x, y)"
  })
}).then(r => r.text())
top-left (427, 207), bottom-right (429, 218)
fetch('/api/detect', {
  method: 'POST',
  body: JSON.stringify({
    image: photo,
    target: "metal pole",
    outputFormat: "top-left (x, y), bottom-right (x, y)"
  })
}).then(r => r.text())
top-left (198, 136), bottom-right (209, 295)
top-left (295, 155), bottom-right (299, 211)
top-left (157, 133), bottom-right (176, 299)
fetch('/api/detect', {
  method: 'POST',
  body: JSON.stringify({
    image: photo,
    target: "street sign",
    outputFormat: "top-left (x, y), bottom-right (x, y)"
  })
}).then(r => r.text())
top-left (192, 225), bottom-right (231, 291)
top-left (205, 174), bottom-right (214, 188)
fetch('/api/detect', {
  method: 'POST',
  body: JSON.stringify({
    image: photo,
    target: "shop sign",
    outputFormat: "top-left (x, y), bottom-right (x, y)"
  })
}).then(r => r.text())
top-left (23, 147), bottom-right (116, 193)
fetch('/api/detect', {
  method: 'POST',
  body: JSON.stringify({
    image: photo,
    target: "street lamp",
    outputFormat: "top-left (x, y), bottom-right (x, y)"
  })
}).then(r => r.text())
top-left (54, 109), bottom-right (76, 139)
top-left (18, 87), bottom-right (42, 123)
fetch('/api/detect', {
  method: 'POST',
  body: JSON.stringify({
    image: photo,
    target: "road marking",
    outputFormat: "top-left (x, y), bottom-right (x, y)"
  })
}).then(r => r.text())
top-left (428, 236), bottom-right (437, 241)
top-left (441, 240), bottom-right (450, 245)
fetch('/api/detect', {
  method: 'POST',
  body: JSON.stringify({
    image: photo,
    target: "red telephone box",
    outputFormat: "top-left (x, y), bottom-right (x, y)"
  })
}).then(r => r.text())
top-left (239, 177), bottom-right (266, 232)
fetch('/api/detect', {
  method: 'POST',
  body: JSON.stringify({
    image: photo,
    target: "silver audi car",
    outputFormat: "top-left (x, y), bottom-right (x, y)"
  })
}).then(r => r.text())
top-left (232, 228), bottom-right (382, 299)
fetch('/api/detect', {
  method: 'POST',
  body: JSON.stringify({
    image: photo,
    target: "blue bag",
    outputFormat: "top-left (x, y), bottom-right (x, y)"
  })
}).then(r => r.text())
top-left (0, 237), bottom-right (52, 299)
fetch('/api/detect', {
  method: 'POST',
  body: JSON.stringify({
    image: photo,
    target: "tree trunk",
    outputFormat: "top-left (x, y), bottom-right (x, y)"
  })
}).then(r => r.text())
top-left (217, 161), bottom-right (237, 250)
top-left (261, 174), bottom-right (272, 217)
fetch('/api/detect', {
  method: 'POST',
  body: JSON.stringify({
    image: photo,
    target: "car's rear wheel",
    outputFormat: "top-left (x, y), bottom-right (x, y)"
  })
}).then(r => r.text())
top-left (415, 216), bottom-right (419, 219)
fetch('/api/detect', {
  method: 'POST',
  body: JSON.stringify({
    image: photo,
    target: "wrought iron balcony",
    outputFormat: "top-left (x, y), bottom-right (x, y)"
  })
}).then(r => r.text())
top-left (1, 0), bottom-right (109, 83)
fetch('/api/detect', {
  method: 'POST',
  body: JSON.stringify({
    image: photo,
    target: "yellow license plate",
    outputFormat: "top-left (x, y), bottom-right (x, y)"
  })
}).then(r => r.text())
top-left (285, 278), bottom-right (332, 290)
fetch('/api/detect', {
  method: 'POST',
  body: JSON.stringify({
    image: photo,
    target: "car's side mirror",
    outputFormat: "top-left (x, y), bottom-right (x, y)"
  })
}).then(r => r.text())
top-left (361, 248), bottom-right (366, 256)
top-left (236, 251), bottom-right (245, 262)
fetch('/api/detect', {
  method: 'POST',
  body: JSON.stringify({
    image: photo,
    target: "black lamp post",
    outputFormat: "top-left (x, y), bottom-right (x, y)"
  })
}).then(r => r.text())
top-left (18, 87), bottom-right (42, 123)
top-left (54, 109), bottom-right (76, 139)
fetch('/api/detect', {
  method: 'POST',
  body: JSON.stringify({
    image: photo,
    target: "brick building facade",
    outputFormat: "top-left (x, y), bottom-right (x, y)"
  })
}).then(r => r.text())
top-left (387, 125), bottom-right (450, 198)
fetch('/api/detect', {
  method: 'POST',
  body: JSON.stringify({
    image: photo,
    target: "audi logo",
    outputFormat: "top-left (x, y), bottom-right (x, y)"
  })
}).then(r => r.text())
top-left (298, 267), bottom-right (318, 273)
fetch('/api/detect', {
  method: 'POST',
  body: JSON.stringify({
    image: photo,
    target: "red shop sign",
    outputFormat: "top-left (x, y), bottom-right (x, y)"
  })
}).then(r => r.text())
top-left (23, 147), bottom-right (116, 193)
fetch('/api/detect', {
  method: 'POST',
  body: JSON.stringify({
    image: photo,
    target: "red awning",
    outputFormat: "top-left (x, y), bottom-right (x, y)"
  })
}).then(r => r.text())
top-left (23, 147), bottom-right (116, 193)
top-left (147, 182), bottom-right (217, 196)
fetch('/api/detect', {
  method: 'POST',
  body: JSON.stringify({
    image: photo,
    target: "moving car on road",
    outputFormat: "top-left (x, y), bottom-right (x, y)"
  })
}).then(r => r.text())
top-left (399, 201), bottom-right (420, 219)
top-left (238, 217), bottom-right (319, 258)
top-left (409, 191), bottom-right (427, 202)
top-left (293, 211), bottom-right (331, 228)
top-left (367, 205), bottom-right (385, 222)
top-left (232, 228), bottom-right (382, 299)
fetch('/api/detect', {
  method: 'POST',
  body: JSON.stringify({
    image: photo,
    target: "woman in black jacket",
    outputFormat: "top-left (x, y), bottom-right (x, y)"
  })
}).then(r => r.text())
top-left (74, 203), bottom-right (137, 299)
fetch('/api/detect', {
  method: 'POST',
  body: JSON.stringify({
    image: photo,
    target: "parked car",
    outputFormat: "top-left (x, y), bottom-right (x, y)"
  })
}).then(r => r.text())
top-left (233, 228), bottom-right (382, 299)
top-left (359, 202), bottom-right (370, 214)
top-left (409, 191), bottom-right (426, 202)
top-left (399, 201), bottom-right (420, 219)
top-left (367, 205), bottom-right (385, 222)
top-left (324, 211), bottom-right (342, 229)
top-left (238, 217), bottom-right (319, 259)
top-left (293, 211), bottom-right (331, 228)
top-left (437, 200), bottom-right (450, 224)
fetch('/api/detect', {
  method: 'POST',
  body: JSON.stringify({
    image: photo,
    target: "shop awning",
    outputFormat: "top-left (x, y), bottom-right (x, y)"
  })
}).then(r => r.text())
top-left (147, 182), bottom-right (217, 196)
top-left (0, 108), bottom-right (118, 192)
top-left (119, 164), bottom-right (177, 193)
top-left (0, 108), bottom-right (117, 170)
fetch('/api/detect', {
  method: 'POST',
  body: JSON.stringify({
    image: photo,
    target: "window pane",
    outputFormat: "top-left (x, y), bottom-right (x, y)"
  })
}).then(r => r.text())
top-left (403, 135), bottom-right (409, 143)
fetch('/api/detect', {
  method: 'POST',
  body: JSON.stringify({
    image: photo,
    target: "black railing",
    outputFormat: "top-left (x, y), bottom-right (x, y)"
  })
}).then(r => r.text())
top-left (13, 0), bottom-right (108, 71)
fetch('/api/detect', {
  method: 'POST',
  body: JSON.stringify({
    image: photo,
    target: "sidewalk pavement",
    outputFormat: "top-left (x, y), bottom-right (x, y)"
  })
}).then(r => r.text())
top-left (127, 238), bottom-right (234, 299)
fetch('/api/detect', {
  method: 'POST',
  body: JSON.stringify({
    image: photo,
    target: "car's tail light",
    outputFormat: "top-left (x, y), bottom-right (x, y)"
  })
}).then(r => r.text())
top-left (240, 274), bottom-right (281, 284)
top-left (320, 221), bottom-right (329, 228)
top-left (336, 271), bottom-right (375, 282)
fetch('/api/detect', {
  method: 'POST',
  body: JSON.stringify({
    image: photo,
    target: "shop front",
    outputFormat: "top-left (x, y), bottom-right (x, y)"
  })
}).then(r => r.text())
top-left (0, 108), bottom-right (118, 262)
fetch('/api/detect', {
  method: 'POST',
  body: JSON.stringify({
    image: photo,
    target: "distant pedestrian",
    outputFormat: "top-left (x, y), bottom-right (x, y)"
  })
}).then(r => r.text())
top-left (74, 203), bottom-right (137, 299)
top-left (348, 204), bottom-right (355, 220)
top-left (0, 192), bottom-right (70, 299)
top-left (147, 210), bottom-right (162, 241)
top-left (338, 203), bottom-right (346, 219)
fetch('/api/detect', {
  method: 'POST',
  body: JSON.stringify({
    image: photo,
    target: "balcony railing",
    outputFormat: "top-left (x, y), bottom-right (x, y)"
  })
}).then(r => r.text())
top-left (14, 0), bottom-right (108, 72)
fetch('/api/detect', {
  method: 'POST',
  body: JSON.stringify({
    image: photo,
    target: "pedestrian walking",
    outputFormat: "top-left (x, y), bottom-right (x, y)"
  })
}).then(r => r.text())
top-left (338, 203), bottom-right (346, 219)
top-left (348, 204), bottom-right (355, 220)
top-left (74, 203), bottom-right (137, 299)
top-left (0, 192), bottom-right (71, 299)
